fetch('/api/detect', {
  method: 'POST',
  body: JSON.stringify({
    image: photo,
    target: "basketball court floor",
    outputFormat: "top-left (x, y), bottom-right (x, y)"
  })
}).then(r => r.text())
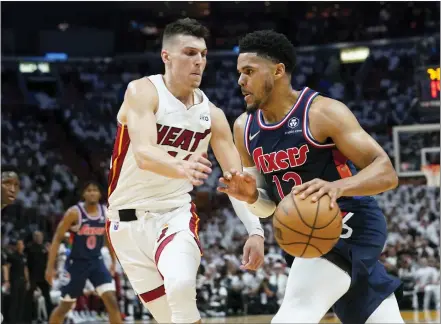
top-left (133, 310), bottom-right (439, 323)
top-left (200, 311), bottom-right (440, 323)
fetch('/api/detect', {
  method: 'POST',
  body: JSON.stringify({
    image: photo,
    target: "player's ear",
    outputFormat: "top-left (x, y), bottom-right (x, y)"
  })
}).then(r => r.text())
top-left (274, 63), bottom-right (286, 80)
top-left (161, 49), bottom-right (170, 65)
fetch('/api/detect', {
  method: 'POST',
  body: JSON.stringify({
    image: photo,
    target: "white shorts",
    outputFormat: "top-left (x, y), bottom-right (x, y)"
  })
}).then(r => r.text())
top-left (105, 203), bottom-right (202, 303)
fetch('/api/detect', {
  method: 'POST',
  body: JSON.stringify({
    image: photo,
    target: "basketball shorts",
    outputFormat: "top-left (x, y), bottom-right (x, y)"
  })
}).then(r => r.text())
top-left (59, 257), bottom-right (115, 301)
top-left (284, 204), bottom-right (401, 324)
top-left (105, 203), bottom-right (202, 304)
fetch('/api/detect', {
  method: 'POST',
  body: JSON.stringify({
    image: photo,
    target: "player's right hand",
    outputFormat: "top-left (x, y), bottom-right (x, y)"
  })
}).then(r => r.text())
top-left (217, 169), bottom-right (258, 204)
top-left (183, 152), bottom-right (212, 186)
top-left (45, 268), bottom-right (55, 286)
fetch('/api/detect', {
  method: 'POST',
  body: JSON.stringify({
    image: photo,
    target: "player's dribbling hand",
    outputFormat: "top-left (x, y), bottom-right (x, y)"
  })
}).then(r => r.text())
top-left (241, 235), bottom-right (264, 271)
top-left (183, 152), bottom-right (212, 186)
top-left (291, 178), bottom-right (343, 209)
top-left (217, 169), bottom-right (258, 203)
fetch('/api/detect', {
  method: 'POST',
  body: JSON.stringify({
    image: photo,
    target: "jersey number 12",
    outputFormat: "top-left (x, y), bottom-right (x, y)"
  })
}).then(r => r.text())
top-left (272, 172), bottom-right (302, 200)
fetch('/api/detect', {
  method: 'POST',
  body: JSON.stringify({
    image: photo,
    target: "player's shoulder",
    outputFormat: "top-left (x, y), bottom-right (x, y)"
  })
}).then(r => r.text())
top-left (310, 95), bottom-right (350, 121)
top-left (233, 112), bottom-right (249, 133)
top-left (65, 205), bottom-right (80, 217)
top-left (126, 77), bottom-right (159, 102)
top-left (208, 101), bottom-right (225, 118)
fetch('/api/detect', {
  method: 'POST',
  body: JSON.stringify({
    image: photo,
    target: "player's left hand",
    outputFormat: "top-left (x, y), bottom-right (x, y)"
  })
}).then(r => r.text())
top-left (241, 235), bottom-right (264, 271)
top-left (291, 178), bottom-right (343, 209)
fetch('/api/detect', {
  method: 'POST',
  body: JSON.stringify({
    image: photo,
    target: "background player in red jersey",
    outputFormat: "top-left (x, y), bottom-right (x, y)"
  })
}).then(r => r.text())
top-left (219, 30), bottom-right (404, 323)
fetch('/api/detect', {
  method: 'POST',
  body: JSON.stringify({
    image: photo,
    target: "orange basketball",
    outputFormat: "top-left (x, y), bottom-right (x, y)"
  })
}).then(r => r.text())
top-left (273, 193), bottom-right (342, 258)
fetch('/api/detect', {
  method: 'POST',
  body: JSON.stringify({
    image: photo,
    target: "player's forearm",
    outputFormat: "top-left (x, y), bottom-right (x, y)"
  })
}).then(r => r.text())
top-left (2, 265), bottom-right (10, 281)
top-left (134, 146), bottom-right (186, 179)
top-left (46, 236), bottom-right (63, 270)
top-left (335, 156), bottom-right (398, 196)
top-left (229, 196), bottom-right (264, 237)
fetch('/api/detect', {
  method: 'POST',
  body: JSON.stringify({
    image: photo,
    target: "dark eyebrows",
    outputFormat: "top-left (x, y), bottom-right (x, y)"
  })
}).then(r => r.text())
top-left (237, 65), bottom-right (255, 73)
top-left (183, 46), bottom-right (207, 52)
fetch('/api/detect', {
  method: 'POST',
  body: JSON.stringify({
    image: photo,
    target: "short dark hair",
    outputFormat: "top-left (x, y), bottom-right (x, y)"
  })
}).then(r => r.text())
top-left (239, 30), bottom-right (296, 74)
top-left (163, 18), bottom-right (209, 45)
top-left (80, 180), bottom-right (102, 195)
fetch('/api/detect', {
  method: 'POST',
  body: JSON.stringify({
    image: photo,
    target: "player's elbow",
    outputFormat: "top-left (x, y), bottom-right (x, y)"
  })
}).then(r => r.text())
top-left (133, 149), bottom-right (153, 171)
top-left (133, 152), bottom-right (148, 170)
top-left (389, 171), bottom-right (399, 190)
top-left (383, 159), bottom-right (399, 190)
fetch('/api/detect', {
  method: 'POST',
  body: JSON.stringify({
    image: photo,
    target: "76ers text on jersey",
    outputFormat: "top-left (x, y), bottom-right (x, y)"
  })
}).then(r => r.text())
top-left (253, 144), bottom-right (310, 174)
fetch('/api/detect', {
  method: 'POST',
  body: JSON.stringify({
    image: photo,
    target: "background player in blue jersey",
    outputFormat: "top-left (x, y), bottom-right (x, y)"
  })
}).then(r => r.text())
top-left (218, 30), bottom-right (405, 323)
top-left (45, 181), bottom-right (122, 323)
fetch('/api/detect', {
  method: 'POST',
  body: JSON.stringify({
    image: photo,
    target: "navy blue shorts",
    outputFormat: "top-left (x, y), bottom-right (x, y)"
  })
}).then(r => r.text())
top-left (330, 204), bottom-right (401, 324)
top-left (284, 203), bottom-right (401, 324)
top-left (60, 257), bottom-right (113, 299)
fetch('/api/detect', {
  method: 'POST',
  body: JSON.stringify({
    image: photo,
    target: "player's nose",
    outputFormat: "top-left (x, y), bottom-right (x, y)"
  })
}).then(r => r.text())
top-left (238, 74), bottom-right (246, 87)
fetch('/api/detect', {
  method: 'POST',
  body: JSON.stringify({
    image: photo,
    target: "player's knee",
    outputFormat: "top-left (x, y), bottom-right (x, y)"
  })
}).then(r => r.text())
top-left (101, 291), bottom-right (119, 309)
top-left (165, 277), bottom-right (196, 305)
top-left (164, 277), bottom-right (199, 323)
top-left (272, 297), bottom-right (320, 323)
top-left (143, 295), bottom-right (172, 324)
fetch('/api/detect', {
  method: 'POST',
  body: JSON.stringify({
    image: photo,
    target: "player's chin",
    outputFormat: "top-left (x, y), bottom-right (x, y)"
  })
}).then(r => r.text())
top-left (5, 195), bottom-right (15, 205)
top-left (245, 104), bottom-right (258, 114)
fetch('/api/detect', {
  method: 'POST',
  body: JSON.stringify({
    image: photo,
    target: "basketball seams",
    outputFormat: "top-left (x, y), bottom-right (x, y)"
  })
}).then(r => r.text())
top-left (305, 243), bottom-right (323, 255)
top-left (312, 206), bottom-right (342, 229)
top-left (300, 197), bottom-right (320, 257)
top-left (289, 194), bottom-right (314, 229)
top-left (274, 213), bottom-right (341, 240)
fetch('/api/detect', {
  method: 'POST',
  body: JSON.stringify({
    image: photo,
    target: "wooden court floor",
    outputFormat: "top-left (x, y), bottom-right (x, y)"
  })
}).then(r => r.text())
top-left (134, 310), bottom-right (439, 323)
top-left (185, 311), bottom-right (440, 323)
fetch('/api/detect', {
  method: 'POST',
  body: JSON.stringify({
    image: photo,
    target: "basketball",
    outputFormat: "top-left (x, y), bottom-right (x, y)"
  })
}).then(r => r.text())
top-left (273, 193), bottom-right (342, 258)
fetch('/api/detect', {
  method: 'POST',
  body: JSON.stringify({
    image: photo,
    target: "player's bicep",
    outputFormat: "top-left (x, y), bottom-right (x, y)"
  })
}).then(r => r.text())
top-left (210, 106), bottom-right (242, 172)
top-left (233, 114), bottom-right (255, 168)
top-left (319, 100), bottom-right (389, 170)
top-left (55, 208), bottom-right (79, 240)
top-left (125, 79), bottom-right (159, 156)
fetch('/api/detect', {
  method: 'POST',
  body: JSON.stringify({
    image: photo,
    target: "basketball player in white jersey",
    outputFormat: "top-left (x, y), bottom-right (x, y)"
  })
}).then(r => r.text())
top-left (106, 18), bottom-right (265, 324)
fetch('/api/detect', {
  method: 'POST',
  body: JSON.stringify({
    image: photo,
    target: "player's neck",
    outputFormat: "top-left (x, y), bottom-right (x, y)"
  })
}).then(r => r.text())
top-left (261, 87), bottom-right (299, 124)
top-left (83, 203), bottom-right (98, 214)
top-left (163, 73), bottom-right (195, 107)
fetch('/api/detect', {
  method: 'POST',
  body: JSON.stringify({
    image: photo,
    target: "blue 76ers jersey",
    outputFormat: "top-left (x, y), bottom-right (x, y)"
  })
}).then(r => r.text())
top-left (244, 87), bottom-right (381, 238)
top-left (68, 203), bottom-right (106, 260)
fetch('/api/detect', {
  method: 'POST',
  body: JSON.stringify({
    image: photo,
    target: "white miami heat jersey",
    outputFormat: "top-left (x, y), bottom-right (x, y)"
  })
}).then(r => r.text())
top-left (107, 74), bottom-right (212, 212)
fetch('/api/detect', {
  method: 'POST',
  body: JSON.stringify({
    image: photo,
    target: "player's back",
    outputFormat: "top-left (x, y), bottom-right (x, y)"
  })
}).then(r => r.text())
top-left (107, 75), bottom-right (212, 212)
top-left (68, 202), bottom-right (106, 260)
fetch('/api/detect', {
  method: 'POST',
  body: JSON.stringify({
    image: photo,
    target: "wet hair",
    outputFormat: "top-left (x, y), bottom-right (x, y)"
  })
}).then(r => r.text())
top-left (162, 18), bottom-right (209, 46)
top-left (239, 30), bottom-right (296, 74)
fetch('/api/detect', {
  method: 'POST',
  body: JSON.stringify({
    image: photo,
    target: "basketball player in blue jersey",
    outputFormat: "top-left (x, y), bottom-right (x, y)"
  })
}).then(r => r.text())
top-left (45, 181), bottom-right (122, 323)
top-left (219, 30), bottom-right (405, 323)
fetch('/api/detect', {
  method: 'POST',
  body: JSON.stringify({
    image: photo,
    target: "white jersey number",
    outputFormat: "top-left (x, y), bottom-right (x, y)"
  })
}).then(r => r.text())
top-left (340, 212), bottom-right (354, 239)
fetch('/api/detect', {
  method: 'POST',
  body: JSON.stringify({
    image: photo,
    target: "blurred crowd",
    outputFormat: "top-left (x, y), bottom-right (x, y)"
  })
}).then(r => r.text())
top-left (2, 2), bottom-right (440, 54)
top-left (1, 9), bottom-right (440, 322)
